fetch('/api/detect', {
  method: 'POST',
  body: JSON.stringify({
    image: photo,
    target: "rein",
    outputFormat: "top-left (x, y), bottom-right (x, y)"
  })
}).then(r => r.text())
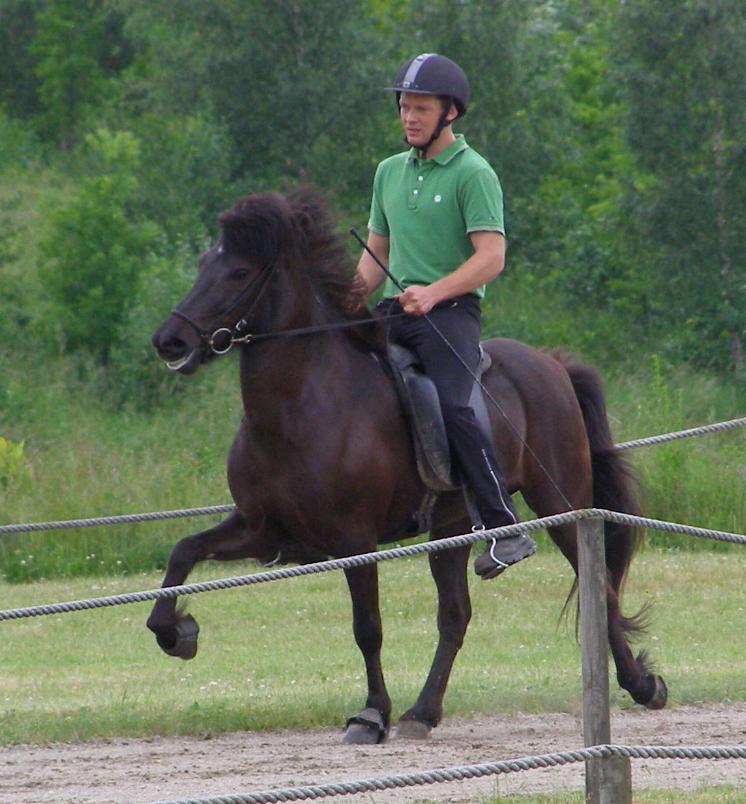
top-left (171, 255), bottom-right (404, 355)
top-left (223, 312), bottom-right (406, 349)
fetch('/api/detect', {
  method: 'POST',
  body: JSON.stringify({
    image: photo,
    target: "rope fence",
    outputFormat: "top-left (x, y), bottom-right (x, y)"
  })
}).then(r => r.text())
top-left (615, 415), bottom-right (746, 451)
top-left (152, 744), bottom-right (746, 804)
top-left (0, 508), bottom-right (743, 622)
top-left (2, 416), bottom-right (743, 537)
top-left (0, 504), bottom-right (236, 536)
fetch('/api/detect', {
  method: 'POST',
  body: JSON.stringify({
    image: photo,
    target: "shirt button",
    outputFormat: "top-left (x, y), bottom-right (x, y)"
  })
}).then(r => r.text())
top-left (418, 176), bottom-right (424, 181)
top-left (413, 189), bottom-right (419, 195)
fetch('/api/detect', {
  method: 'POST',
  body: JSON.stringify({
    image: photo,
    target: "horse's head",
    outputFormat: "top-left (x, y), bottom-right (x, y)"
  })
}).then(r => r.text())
top-left (152, 192), bottom-right (304, 374)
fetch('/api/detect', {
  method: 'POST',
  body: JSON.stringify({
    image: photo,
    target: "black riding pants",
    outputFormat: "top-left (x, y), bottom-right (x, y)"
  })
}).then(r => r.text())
top-left (377, 294), bottom-right (517, 529)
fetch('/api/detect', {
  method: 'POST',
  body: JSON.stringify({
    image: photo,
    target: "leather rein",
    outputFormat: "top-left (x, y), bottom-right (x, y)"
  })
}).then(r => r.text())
top-left (171, 260), bottom-right (403, 356)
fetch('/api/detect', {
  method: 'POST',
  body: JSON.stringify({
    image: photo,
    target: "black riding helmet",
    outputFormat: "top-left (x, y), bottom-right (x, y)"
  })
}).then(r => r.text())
top-left (386, 53), bottom-right (471, 118)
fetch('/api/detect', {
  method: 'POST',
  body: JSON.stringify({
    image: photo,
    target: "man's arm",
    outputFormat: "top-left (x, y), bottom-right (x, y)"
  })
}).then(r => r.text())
top-left (356, 230), bottom-right (390, 297)
top-left (397, 230), bottom-right (505, 316)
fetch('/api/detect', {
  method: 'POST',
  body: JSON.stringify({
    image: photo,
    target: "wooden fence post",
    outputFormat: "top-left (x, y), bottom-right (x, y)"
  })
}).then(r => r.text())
top-left (577, 516), bottom-right (632, 803)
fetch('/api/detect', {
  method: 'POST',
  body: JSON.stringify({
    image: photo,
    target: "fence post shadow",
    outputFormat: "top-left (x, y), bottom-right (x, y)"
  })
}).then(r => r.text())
top-left (578, 516), bottom-right (632, 803)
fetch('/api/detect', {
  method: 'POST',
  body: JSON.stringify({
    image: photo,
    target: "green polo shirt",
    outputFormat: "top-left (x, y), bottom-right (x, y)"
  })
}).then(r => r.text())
top-left (368, 134), bottom-right (504, 298)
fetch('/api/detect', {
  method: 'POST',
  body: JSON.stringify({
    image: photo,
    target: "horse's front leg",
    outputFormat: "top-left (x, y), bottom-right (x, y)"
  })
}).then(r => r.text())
top-left (342, 563), bottom-right (391, 744)
top-left (396, 540), bottom-right (472, 739)
top-left (147, 509), bottom-right (271, 659)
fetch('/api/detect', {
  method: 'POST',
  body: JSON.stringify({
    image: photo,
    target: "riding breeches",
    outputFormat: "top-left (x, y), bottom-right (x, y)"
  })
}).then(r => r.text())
top-left (376, 294), bottom-right (517, 529)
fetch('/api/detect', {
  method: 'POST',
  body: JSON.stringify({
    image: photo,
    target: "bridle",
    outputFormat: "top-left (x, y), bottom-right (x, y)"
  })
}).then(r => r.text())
top-left (171, 260), bottom-right (278, 355)
top-left (170, 258), bottom-right (404, 357)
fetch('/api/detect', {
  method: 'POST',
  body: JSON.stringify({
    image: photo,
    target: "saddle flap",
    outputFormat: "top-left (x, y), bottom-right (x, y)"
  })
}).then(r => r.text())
top-left (387, 343), bottom-right (493, 493)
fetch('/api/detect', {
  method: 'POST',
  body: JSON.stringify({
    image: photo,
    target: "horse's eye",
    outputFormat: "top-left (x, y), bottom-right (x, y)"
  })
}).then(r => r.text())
top-left (230, 268), bottom-right (251, 281)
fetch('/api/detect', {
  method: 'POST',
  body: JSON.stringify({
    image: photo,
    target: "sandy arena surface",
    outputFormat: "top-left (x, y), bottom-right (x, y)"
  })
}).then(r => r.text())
top-left (1, 703), bottom-right (745, 803)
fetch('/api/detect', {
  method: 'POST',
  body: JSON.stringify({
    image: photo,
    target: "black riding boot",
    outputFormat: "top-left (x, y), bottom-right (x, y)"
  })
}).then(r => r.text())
top-left (473, 528), bottom-right (537, 580)
top-left (462, 447), bottom-right (537, 580)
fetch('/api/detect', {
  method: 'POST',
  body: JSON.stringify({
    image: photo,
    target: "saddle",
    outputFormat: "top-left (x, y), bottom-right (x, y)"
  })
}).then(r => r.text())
top-left (386, 343), bottom-right (494, 494)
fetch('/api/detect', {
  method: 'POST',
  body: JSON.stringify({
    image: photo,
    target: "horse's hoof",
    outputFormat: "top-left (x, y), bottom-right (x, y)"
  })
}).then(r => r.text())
top-left (392, 719), bottom-right (432, 740)
top-left (153, 614), bottom-right (200, 660)
top-left (343, 708), bottom-right (387, 744)
top-left (644, 674), bottom-right (668, 710)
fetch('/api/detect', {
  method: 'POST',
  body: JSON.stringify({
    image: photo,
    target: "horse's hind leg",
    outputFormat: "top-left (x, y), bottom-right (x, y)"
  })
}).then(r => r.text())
top-left (606, 573), bottom-right (668, 709)
top-left (147, 509), bottom-right (272, 659)
top-left (588, 519), bottom-right (667, 709)
top-left (342, 563), bottom-right (391, 744)
top-left (547, 521), bottom-right (667, 710)
top-left (396, 539), bottom-right (472, 739)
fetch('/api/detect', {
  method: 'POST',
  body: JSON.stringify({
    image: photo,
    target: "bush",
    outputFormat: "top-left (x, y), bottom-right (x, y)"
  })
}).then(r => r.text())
top-left (105, 243), bottom-right (200, 409)
top-left (0, 434), bottom-right (30, 490)
top-left (131, 112), bottom-right (237, 248)
top-left (0, 110), bottom-right (43, 172)
top-left (37, 128), bottom-right (160, 365)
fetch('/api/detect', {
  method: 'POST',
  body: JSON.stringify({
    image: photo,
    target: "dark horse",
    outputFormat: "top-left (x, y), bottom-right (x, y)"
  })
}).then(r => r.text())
top-left (149, 187), bottom-right (667, 743)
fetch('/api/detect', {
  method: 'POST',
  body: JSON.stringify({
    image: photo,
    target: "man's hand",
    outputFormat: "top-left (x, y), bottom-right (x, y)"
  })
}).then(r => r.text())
top-left (396, 284), bottom-right (441, 316)
top-left (394, 232), bottom-right (505, 315)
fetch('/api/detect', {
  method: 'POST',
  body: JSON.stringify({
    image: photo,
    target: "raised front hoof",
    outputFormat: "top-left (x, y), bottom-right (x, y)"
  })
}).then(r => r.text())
top-left (644, 674), bottom-right (668, 710)
top-left (392, 719), bottom-right (432, 740)
top-left (151, 614), bottom-right (200, 660)
top-left (343, 708), bottom-right (387, 745)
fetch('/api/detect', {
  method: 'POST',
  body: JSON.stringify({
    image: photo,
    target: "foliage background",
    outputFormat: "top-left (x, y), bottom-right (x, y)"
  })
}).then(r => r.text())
top-left (0, 0), bottom-right (744, 579)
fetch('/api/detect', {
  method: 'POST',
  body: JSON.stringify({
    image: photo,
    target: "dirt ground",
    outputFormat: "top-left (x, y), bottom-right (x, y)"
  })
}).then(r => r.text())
top-left (1, 703), bottom-right (745, 803)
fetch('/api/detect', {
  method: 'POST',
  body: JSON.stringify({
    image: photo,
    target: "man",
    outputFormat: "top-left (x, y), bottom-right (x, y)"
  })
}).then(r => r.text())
top-left (357, 53), bottom-right (536, 579)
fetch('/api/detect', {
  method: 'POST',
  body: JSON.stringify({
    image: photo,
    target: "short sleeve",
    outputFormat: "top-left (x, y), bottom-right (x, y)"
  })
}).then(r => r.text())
top-left (367, 162), bottom-right (390, 236)
top-left (461, 168), bottom-right (505, 235)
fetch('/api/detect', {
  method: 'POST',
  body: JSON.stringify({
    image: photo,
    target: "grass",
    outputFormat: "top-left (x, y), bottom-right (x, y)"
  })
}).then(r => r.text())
top-left (1, 548), bottom-right (744, 746)
top-left (0, 352), bottom-right (240, 581)
top-left (606, 361), bottom-right (746, 542)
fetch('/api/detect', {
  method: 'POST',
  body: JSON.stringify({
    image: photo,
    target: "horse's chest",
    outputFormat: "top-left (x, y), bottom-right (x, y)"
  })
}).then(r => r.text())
top-left (229, 416), bottom-right (336, 501)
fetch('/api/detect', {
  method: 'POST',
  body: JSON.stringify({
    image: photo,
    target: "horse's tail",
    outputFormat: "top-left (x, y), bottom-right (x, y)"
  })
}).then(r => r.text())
top-left (557, 354), bottom-right (648, 635)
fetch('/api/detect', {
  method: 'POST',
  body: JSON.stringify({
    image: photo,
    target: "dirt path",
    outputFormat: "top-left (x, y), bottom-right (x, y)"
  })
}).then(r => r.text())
top-left (2, 703), bottom-right (745, 803)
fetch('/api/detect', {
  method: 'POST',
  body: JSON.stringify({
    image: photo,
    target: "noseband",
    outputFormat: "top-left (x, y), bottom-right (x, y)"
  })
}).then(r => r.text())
top-left (171, 260), bottom-right (277, 355)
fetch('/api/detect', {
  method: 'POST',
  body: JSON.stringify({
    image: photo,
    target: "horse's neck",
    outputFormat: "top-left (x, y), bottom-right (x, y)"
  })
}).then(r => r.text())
top-left (238, 276), bottom-right (367, 409)
top-left (237, 321), bottom-right (350, 409)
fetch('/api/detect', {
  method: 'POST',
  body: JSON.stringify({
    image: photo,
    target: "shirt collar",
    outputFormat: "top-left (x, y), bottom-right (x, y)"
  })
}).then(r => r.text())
top-left (407, 134), bottom-right (469, 166)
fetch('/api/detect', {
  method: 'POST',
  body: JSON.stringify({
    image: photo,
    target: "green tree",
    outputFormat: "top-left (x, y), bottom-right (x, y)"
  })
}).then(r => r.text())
top-left (30, 0), bottom-right (131, 147)
top-left (615, 0), bottom-right (746, 374)
top-left (518, 3), bottom-right (642, 339)
top-left (118, 0), bottom-right (392, 209)
top-left (38, 129), bottom-right (159, 364)
top-left (0, 0), bottom-right (45, 120)
top-left (130, 112), bottom-right (237, 248)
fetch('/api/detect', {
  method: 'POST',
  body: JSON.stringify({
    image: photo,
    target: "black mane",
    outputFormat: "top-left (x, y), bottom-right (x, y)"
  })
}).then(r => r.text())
top-left (219, 187), bottom-right (385, 352)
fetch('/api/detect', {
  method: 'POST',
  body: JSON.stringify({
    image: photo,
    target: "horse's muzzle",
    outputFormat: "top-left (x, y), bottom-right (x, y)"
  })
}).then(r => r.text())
top-left (164, 348), bottom-right (201, 373)
top-left (152, 317), bottom-right (205, 374)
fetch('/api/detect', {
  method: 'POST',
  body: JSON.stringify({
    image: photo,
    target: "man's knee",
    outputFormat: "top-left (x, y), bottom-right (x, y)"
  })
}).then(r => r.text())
top-left (440, 402), bottom-right (477, 431)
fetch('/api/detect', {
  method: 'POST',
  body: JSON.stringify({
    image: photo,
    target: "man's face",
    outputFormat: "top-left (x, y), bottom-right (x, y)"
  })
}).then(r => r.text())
top-left (399, 92), bottom-right (454, 148)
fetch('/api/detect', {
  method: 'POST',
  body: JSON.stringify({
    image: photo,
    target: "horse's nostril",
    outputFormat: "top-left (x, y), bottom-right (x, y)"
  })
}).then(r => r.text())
top-left (155, 334), bottom-right (189, 359)
top-left (167, 335), bottom-right (187, 352)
